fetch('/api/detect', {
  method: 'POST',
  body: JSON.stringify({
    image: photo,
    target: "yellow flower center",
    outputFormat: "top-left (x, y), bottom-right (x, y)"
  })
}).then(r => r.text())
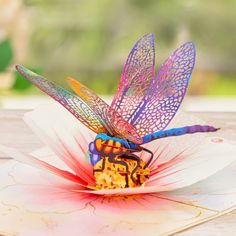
top-left (93, 156), bottom-right (150, 190)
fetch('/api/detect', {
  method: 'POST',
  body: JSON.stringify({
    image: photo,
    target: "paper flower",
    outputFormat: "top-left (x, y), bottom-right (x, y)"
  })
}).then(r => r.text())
top-left (3, 103), bottom-right (236, 195)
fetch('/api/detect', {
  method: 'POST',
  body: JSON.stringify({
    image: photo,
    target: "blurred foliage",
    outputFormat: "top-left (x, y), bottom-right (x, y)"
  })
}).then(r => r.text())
top-left (13, 67), bottom-right (42, 91)
top-left (0, 40), bottom-right (13, 72)
top-left (206, 74), bottom-right (236, 96)
top-left (0, 39), bottom-right (36, 91)
top-left (4, 0), bottom-right (236, 95)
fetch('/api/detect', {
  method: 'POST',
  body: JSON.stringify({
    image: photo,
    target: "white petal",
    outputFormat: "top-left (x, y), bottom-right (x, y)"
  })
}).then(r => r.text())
top-left (140, 111), bottom-right (216, 169)
top-left (23, 103), bottom-right (94, 183)
top-left (0, 144), bottom-right (88, 186)
top-left (166, 161), bottom-right (236, 211)
top-left (146, 137), bottom-right (236, 191)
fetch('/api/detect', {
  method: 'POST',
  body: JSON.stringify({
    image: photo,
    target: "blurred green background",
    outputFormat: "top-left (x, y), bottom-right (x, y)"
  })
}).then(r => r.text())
top-left (0, 0), bottom-right (236, 98)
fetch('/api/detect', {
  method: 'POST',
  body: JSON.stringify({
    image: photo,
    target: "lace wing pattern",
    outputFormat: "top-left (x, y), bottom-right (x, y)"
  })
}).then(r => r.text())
top-left (111, 33), bottom-right (155, 124)
top-left (16, 65), bottom-right (107, 134)
top-left (131, 42), bottom-right (196, 136)
top-left (67, 78), bottom-right (142, 144)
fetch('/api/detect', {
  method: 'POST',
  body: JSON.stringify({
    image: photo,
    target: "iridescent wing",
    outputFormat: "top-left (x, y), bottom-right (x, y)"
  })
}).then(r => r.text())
top-left (111, 33), bottom-right (155, 122)
top-left (16, 65), bottom-right (108, 134)
top-left (131, 42), bottom-right (196, 136)
top-left (66, 77), bottom-right (142, 144)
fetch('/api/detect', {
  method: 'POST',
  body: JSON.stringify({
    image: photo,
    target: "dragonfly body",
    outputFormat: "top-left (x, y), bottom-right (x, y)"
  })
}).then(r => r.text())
top-left (89, 133), bottom-right (139, 166)
top-left (89, 133), bottom-right (145, 184)
top-left (89, 124), bottom-right (218, 166)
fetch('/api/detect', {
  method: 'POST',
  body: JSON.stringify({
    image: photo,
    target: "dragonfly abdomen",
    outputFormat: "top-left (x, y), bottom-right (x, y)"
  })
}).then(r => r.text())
top-left (142, 125), bottom-right (219, 144)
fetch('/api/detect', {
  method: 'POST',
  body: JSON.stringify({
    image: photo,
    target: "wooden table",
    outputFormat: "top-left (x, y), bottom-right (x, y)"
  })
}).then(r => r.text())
top-left (0, 109), bottom-right (236, 235)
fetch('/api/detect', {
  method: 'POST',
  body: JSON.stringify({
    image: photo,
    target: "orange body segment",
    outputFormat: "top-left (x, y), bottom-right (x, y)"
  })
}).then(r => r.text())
top-left (94, 138), bottom-right (127, 156)
top-left (95, 138), bottom-right (104, 152)
top-left (113, 141), bottom-right (122, 155)
top-left (104, 139), bottom-right (114, 154)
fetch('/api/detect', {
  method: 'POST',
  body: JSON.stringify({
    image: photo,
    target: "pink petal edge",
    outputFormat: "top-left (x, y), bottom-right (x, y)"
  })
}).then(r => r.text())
top-left (23, 104), bottom-right (94, 184)
top-left (0, 144), bottom-right (87, 187)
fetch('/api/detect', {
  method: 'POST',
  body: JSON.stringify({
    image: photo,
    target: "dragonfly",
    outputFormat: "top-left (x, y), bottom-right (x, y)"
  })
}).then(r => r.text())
top-left (16, 33), bottom-right (218, 188)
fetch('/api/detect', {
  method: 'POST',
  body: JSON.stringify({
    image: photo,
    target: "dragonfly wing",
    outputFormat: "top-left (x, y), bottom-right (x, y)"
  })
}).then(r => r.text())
top-left (111, 33), bottom-right (155, 123)
top-left (16, 65), bottom-right (108, 134)
top-left (131, 42), bottom-right (196, 136)
top-left (67, 77), bottom-right (142, 144)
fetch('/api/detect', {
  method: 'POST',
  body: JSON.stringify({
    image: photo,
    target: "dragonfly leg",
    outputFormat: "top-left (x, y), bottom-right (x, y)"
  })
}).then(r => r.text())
top-left (142, 147), bottom-right (154, 169)
top-left (108, 156), bottom-right (129, 187)
top-left (119, 153), bottom-right (141, 183)
top-left (93, 157), bottom-right (106, 174)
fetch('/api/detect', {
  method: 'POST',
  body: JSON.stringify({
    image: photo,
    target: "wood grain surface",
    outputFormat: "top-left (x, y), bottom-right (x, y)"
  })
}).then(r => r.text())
top-left (0, 109), bottom-right (236, 235)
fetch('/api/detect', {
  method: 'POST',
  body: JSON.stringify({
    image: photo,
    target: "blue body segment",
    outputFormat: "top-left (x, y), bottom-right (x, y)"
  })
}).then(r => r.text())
top-left (142, 125), bottom-right (219, 144)
top-left (89, 125), bottom-right (218, 166)
top-left (95, 133), bottom-right (137, 149)
top-left (88, 142), bottom-right (101, 165)
top-left (90, 153), bottom-right (101, 166)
